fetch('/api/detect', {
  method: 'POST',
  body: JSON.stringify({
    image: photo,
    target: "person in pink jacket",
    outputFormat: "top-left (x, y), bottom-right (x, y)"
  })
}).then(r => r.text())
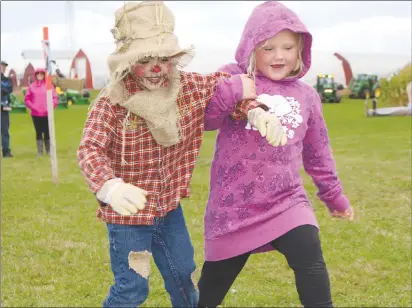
top-left (197, 1), bottom-right (354, 307)
top-left (24, 68), bottom-right (58, 156)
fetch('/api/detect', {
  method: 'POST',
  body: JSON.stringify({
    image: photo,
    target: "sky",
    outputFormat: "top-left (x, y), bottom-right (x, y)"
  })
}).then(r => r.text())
top-left (1, 1), bottom-right (411, 86)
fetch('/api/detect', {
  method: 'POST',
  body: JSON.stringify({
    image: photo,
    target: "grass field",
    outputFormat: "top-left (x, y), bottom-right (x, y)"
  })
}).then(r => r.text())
top-left (1, 97), bottom-right (411, 307)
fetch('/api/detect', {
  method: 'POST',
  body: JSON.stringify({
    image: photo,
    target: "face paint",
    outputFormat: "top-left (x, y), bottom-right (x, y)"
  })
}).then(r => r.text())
top-left (132, 56), bottom-right (173, 91)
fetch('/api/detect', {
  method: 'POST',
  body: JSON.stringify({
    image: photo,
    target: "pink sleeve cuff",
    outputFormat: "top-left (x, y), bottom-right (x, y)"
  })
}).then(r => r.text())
top-left (326, 194), bottom-right (351, 212)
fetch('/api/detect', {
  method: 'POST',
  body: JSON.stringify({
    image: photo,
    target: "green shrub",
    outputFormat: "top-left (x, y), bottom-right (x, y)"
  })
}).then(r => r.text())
top-left (380, 63), bottom-right (412, 107)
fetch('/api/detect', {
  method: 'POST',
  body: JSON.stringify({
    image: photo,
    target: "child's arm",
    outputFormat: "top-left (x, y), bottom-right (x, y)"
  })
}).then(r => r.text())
top-left (199, 72), bottom-right (266, 131)
top-left (302, 91), bottom-right (351, 214)
top-left (77, 97), bottom-right (117, 194)
top-left (204, 74), bottom-right (242, 130)
top-left (24, 86), bottom-right (33, 109)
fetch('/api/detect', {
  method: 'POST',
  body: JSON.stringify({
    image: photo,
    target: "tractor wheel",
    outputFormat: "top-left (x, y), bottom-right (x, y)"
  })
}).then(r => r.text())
top-left (68, 100), bottom-right (73, 107)
top-left (319, 93), bottom-right (324, 103)
top-left (82, 90), bottom-right (90, 98)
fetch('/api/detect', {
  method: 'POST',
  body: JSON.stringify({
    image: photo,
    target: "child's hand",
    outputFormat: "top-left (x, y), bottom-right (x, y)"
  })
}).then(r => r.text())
top-left (331, 206), bottom-right (354, 221)
top-left (239, 74), bottom-right (257, 100)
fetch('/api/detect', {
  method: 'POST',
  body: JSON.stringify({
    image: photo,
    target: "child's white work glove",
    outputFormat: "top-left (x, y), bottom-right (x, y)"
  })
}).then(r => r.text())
top-left (247, 107), bottom-right (287, 147)
top-left (96, 178), bottom-right (148, 215)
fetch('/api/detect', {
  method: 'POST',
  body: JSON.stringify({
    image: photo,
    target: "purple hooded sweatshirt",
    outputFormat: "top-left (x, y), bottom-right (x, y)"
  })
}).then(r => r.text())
top-left (203, 1), bottom-right (351, 261)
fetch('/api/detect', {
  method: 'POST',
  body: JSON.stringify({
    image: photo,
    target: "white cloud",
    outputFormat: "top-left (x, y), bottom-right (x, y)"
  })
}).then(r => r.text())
top-left (73, 10), bottom-right (113, 46)
top-left (238, 1), bottom-right (265, 17)
top-left (311, 16), bottom-right (411, 54)
top-left (1, 1), bottom-right (410, 87)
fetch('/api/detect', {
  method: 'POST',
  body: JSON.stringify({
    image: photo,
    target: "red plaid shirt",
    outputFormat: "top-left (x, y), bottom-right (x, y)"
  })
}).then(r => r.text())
top-left (77, 71), bottom-right (262, 225)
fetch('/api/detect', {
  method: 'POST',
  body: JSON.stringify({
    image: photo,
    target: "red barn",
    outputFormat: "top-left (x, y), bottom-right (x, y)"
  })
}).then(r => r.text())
top-left (21, 63), bottom-right (35, 87)
top-left (70, 49), bottom-right (93, 89)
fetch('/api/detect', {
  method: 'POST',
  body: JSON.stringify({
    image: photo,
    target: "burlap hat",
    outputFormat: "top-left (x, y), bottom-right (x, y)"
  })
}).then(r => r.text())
top-left (107, 1), bottom-right (195, 83)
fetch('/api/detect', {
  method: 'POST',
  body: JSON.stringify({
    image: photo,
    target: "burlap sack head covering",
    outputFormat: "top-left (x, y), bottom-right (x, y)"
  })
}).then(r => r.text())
top-left (107, 1), bottom-right (195, 86)
top-left (92, 1), bottom-right (195, 164)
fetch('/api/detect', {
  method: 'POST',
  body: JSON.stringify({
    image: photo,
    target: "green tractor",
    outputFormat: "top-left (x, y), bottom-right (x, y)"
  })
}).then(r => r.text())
top-left (314, 74), bottom-right (343, 103)
top-left (56, 89), bottom-right (70, 109)
top-left (349, 74), bottom-right (380, 99)
top-left (64, 88), bottom-right (90, 106)
top-left (53, 76), bottom-right (90, 106)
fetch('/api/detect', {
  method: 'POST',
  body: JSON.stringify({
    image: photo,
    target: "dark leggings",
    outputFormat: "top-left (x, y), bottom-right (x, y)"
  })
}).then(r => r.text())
top-left (32, 116), bottom-right (49, 140)
top-left (198, 225), bottom-right (333, 308)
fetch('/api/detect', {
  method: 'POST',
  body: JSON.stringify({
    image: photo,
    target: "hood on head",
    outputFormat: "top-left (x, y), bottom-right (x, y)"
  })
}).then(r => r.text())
top-left (34, 68), bottom-right (47, 75)
top-left (235, 1), bottom-right (312, 80)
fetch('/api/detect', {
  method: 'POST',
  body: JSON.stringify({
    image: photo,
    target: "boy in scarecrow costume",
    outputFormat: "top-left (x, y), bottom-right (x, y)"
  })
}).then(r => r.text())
top-left (78, 1), bottom-right (285, 307)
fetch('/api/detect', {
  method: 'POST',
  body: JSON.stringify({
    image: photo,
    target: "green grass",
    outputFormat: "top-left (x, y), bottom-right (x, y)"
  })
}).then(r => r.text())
top-left (2, 98), bottom-right (411, 307)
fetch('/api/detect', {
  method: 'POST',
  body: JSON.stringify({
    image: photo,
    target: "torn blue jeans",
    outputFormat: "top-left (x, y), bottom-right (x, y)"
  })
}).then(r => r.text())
top-left (103, 205), bottom-right (198, 307)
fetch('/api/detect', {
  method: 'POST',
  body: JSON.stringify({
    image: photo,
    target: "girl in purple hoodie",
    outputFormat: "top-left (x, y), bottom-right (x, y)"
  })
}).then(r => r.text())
top-left (197, 2), bottom-right (354, 307)
top-left (24, 68), bottom-right (58, 156)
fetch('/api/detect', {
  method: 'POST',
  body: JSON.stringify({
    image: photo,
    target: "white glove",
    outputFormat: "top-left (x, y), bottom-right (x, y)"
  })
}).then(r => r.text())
top-left (247, 107), bottom-right (287, 147)
top-left (96, 178), bottom-right (148, 215)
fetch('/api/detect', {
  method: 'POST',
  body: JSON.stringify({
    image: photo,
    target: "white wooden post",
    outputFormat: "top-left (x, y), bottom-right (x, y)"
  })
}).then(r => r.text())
top-left (42, 27), bottom-right (59, 184)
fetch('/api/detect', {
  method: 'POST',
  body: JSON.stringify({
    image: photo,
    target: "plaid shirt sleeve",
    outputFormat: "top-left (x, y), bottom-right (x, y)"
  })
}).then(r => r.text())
top-left (77, 97), bottom-right (117, 193)
top-left (229, 99), bottom-right (268, 120)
